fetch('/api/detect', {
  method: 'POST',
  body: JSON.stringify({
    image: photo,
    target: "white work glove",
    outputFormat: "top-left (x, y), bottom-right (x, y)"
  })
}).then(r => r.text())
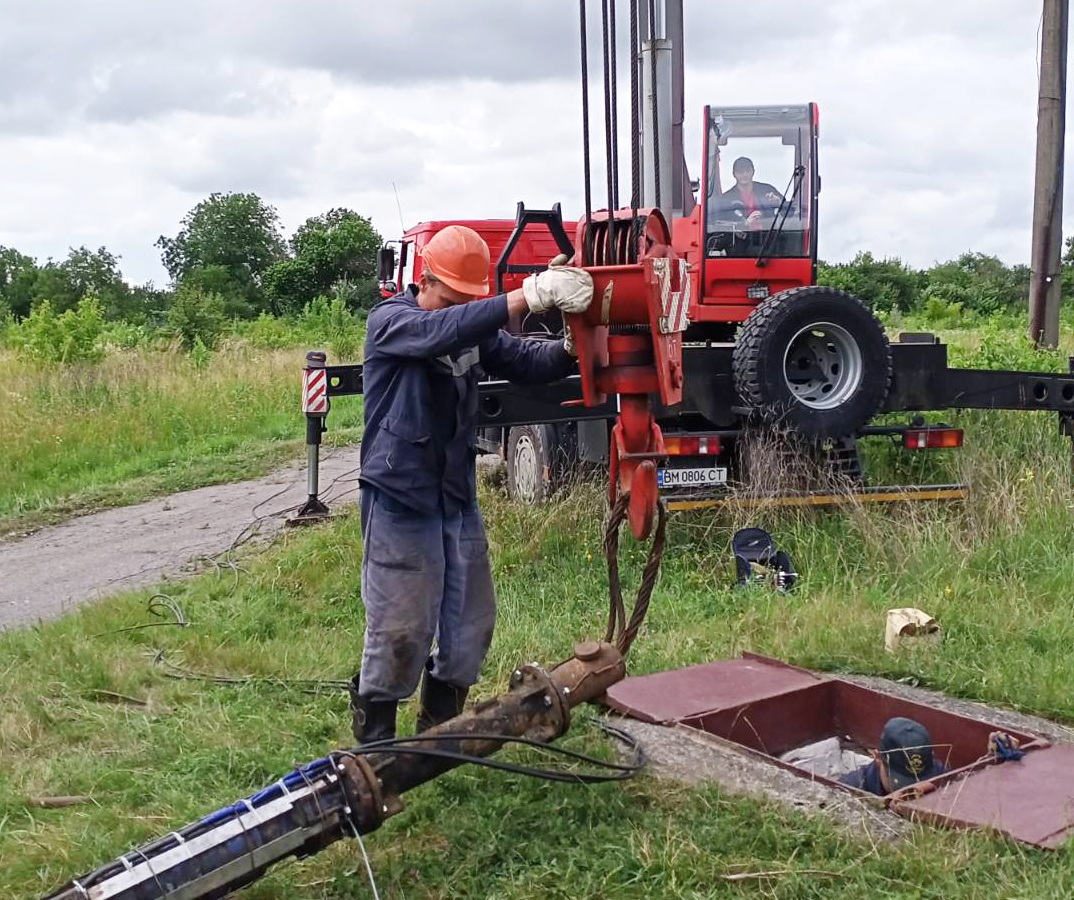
top-left (546, 255), bottom-right (580, 357)
top-left (522, 267), bottom-right (594, 315)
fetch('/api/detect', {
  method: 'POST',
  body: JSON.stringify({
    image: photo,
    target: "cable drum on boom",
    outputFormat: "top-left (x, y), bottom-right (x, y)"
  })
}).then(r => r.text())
top-left (582, 212), bottom-right (661, 267)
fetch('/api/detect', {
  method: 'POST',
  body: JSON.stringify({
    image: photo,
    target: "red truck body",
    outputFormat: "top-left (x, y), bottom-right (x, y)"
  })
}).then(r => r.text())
top-left (393, 219), bottom-right (568, 297)
top-left (394, 209), bottom-right (815, 326)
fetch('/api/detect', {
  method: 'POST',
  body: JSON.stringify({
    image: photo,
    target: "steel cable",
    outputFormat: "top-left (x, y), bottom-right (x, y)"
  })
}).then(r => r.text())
top-left (608, 0), bottom-right (619, 212)
top-left (647, 0), bottom-right (661, 212)
top-left (579, 0), bottom-right (594, 263)
top-left (602, 492), bottom-right (668, 657)
top-left (617, 500), bottom-right (667, 656)
top-left (601, 0), bottom-right (615, 264)
top-left (629, 0), bottom-right (640, 261)
top-left (602, 493), bottom-right (630, 643)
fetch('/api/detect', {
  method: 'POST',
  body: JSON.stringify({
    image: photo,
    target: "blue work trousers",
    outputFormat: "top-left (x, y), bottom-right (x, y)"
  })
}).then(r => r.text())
top-left (358, 486), bottom-right (497, 701)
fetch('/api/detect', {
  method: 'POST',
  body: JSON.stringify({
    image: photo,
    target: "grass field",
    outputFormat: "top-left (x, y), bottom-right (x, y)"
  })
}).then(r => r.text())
top-left (2, 322), bottom-right (1074, 898)
top-left (3, 434), bottom-right (1074, 897)
top-left (0, 340), bottom-right (363, 537)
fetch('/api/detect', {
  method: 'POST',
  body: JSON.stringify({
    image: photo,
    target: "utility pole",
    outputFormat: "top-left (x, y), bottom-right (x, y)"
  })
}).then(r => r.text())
top-left (1029, 0), bottom-right (1069, 348)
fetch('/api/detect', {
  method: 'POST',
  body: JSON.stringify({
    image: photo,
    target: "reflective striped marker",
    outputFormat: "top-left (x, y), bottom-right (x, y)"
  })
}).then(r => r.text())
top-left (302, 367), bottom-right (328, 414)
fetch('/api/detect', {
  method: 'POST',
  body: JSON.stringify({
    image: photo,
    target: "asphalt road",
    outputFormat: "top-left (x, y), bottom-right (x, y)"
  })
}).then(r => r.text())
top-left (0, 446), bottom-right (361, 631)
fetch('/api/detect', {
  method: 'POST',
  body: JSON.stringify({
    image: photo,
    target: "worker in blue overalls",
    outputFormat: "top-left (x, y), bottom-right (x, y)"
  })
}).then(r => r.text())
top-left (351, 224), bottom-right (594, 743)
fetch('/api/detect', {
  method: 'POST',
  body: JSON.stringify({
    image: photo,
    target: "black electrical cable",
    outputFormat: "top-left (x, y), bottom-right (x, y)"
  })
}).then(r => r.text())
top-left (345, 719), bottom-right (646, 785)
top-left (92, 594), bottom-right (190, 637)
top-left (152, 650), bottom-right (350, 694)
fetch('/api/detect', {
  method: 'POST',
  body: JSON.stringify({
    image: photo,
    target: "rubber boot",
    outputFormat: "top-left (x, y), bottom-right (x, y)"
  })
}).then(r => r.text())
top-left (416, 668), bottom-right (469, 733)
top-left (349, 674), bottom-right (398, 745)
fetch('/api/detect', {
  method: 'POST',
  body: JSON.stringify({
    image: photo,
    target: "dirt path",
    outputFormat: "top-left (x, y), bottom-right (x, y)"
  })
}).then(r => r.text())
top-left (0, 447), bottom-right (361, 631)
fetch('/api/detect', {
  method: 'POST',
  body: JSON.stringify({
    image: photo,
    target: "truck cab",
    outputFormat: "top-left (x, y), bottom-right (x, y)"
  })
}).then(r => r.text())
top-left (678, 103), bottom-right (820, 329)
top-left (383, 218), bottom-right (566, 316)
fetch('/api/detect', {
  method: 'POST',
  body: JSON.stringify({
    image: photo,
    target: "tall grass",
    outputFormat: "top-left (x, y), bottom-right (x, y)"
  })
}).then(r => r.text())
top-left (0, 342), bottom-right (362, 535)
top-left (2, 406), bottom-right (1074, 898)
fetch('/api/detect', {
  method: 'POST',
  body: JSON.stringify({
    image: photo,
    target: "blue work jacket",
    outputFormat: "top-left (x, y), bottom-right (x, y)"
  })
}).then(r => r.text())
top-left (839, 759), bottom-right (946, 796)
top-left (359, 286), bottom-right (574, 515)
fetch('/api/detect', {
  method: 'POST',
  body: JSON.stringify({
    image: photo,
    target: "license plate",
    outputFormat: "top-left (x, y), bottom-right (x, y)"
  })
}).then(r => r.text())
top-left (657, 466), bottom-right (728, 488)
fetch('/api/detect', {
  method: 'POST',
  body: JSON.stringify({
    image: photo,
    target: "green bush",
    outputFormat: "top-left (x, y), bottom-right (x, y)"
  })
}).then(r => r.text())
top-left (9, 296), bottom-right (107, 364)
top-left (332, 276), bottom-right (381, 314)
top-left (188, 334), bottom-right (214, 369)
top-left (947, 318), bottom-right (1067, 371)
top-left (180, 264), bottom-right (257, 319)
top-left (300, 292), bottom-right (363, 361)
top-left (263, 257), bottom-right (321, 316)
top-left (820, 251), bottom-right (1034, 317)
top-left (102, 320), bottom-right (157, 350)
top-left (166, 286), bottom-right (227, 351)
top-left (923, 253), bottom-right (1028, 317)
top-left (818, 252), bottom-right (923, 312)
top-left (0, 298), bottom-right (13, 346)
top-left (235, 312), bottom-right (305, 349)
top-left (919, 296), bottom-right (968, 328)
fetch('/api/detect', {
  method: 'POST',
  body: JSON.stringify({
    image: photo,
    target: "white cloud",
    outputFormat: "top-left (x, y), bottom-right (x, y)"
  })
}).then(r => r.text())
top-left (0, 0), bottom-right (1064, 284)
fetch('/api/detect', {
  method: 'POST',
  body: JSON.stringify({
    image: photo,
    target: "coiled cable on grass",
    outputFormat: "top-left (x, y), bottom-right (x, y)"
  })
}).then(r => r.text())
top-left (152, 649), bottom-right (350, 694)
top-left (92, 594), bottom-right (190, 637)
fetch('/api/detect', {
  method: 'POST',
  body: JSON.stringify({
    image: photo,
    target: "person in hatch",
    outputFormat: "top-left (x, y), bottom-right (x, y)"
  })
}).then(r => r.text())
top-left (349, 224), bottom-right (594, 745)
top-left (840, 717), bottom-right (947, 795)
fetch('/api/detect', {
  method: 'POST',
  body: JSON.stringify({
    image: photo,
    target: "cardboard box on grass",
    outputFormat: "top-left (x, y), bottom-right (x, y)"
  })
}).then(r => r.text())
top-left (885, 607), bottom-right (942, 653)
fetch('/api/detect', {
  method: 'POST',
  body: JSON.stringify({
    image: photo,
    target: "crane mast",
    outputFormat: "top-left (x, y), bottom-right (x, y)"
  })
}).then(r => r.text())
top-left (638, 0), bottom-right (690, 221)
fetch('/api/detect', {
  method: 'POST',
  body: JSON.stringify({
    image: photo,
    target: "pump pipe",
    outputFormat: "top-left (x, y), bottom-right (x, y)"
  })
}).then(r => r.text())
top-left (40, 642), bottom-right (626, 900)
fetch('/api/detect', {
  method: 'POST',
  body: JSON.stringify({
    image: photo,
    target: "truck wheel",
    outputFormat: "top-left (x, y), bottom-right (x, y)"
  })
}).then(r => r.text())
top-left (732, 286), bottom-right (891, 439)
top-left (506, 425), bottom-right (557, 505)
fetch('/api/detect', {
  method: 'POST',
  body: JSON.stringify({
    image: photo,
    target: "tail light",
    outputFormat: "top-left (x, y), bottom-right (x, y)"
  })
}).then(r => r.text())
top-left (664, 435), bottom-right (721, 456)
top-left (903, 428), bottom-right (963, 449)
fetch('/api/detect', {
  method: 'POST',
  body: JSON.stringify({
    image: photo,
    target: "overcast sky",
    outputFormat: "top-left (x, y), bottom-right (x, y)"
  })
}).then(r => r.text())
top-left (0, 0), bottom-right (1062, 285)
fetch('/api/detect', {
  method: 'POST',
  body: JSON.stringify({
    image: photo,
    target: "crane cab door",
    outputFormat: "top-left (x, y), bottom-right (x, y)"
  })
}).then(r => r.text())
top-left (696, 103), bottom-right (819, 320)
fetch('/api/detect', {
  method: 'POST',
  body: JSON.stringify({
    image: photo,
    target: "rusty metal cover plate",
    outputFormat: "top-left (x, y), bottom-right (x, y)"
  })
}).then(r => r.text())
top-left (604, 657), bottom-right (825, 724)
top-left (892, 745), bottom-right (1074, 849)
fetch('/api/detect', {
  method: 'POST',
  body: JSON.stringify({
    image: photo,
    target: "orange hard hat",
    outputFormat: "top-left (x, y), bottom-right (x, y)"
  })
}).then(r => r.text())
top-left (420, 225), bottom-right (490, 296)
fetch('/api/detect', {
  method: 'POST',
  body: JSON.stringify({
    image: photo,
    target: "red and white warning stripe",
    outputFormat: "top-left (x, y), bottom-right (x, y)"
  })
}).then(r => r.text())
top-left (302, 367), bottom-right (328, 414)
top-left (669, 258), bottom-right (691, 332)
top-left (658, 257), bottom-right (691, 334)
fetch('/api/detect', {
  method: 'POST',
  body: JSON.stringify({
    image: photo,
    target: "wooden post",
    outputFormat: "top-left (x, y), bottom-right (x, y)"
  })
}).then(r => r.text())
top-left (1029, 0), bottom-right (1069, 348)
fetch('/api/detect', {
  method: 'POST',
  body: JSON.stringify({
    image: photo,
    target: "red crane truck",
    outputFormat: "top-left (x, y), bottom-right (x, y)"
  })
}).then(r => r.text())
top-left (365, 100), bottom-right (1073, 512)
top-left (305, 3), bottom-right (1074, 516)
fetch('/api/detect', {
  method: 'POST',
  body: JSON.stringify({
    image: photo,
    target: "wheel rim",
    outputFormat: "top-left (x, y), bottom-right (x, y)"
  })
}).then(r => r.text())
top-left (512, 433), bottom-right (540, 502)
top-left (782, 321), bottom-right (863, 410)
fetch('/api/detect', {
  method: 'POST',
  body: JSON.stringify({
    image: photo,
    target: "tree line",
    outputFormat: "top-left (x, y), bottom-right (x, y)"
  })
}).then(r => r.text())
top-left (0, 192), bottom-right (383, 333)
top-left (3, 190), bottom-right (1072, 343)
top-left (819, 251), bottom-right (1034, 318)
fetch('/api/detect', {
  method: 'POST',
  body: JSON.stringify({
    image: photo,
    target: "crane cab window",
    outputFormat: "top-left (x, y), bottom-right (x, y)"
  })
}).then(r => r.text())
top-left (704, 105), bottom-right (815, 261)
